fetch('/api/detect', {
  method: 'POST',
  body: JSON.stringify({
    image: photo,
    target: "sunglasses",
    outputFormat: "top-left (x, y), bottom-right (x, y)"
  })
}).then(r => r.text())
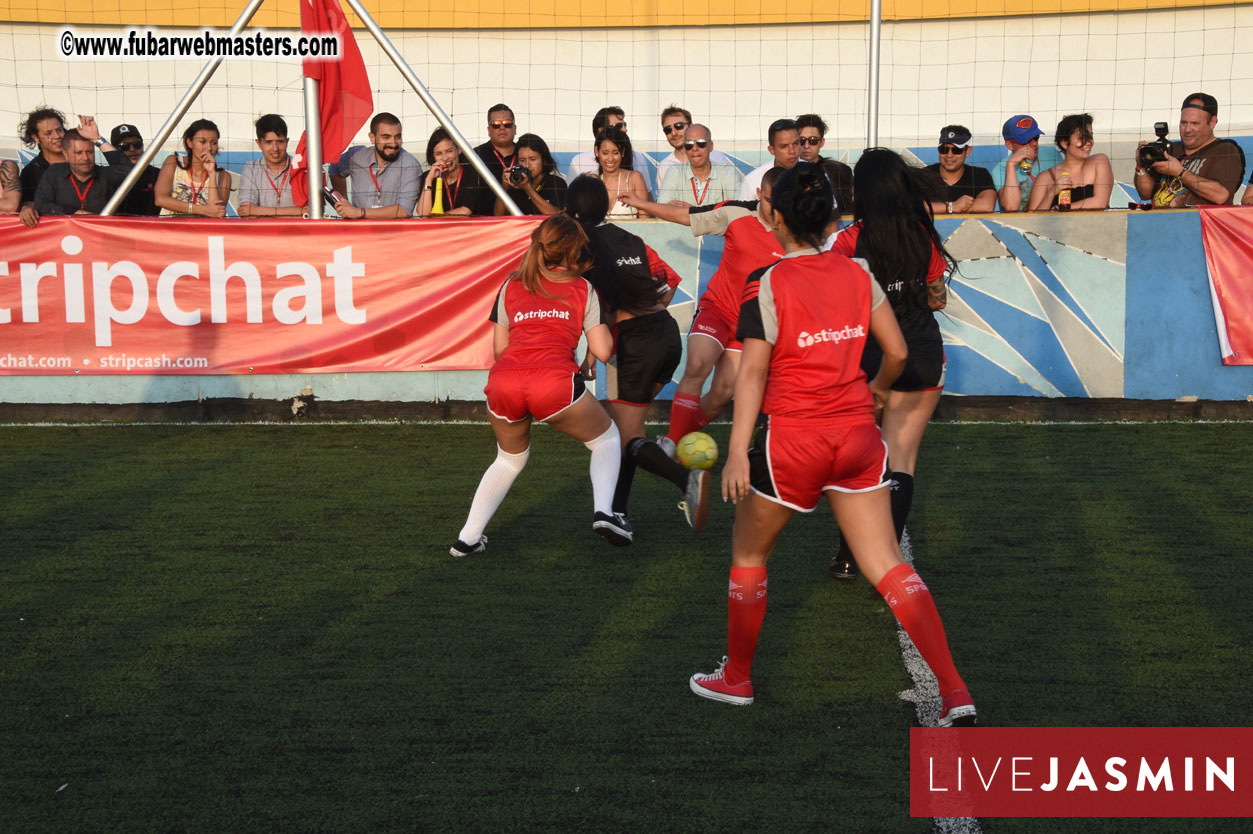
top-left (938, 144), bottom-right (966, 155)
top-left (662, 121), bottom-right (687, 136)
top-left (117, 141), bottom-right (143, 152)
top-left (683, 139), bottom-right (709, 150)
top-left (798, 136), bottom-right (823, 146)
top-left (488, 120), bottom-right (514, 129)
top-left (769, 118), bottom-right (798, 133)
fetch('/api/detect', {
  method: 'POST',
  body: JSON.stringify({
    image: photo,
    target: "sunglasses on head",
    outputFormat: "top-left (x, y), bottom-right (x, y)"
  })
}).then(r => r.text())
top-left (683, 138), bottom-right (709, 150)
top-left (938, 144), bottom-right (965, 155)
top-left (117, 141), bottom-right (143, 152)
top-left (798, 136), bottom-right (823, 146)
top-left (489, 120), bottom-right (514, 129)
top-left (769, 118), bottom-right (798, 133)
top-left (662, 121), bottom-right (687, 135)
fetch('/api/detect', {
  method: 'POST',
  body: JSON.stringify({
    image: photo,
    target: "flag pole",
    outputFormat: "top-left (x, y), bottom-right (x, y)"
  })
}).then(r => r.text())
top-left (338, 0), bottom-right (523, 216)
top-left (304, 76), bottom-right (325, 219)
top-left (101, 0), bottom-right (267, 216)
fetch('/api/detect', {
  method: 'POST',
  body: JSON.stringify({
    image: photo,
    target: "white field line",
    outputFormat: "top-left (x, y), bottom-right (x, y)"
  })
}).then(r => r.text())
top-left (896, 530), bottom-right (983, 834)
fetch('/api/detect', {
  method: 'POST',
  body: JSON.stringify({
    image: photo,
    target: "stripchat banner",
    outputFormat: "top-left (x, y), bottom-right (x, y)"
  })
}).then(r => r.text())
top-left (0, 215), bottom-right (542, 375)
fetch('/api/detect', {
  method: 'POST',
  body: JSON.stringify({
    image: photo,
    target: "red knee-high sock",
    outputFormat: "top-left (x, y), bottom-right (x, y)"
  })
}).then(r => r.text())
top-left (725, 566), bottom-right (768, 685)
top-left (876, 564), bottom-right (966, 697)
top-left (666, 392), bottom-right (704, 443)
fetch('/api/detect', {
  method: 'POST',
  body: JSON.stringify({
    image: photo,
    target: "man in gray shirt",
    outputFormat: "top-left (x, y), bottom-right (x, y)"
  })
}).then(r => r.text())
top-left (327, 112), bottom-right (422, 219)
top-left (237, 114), bottom-right (306, 217)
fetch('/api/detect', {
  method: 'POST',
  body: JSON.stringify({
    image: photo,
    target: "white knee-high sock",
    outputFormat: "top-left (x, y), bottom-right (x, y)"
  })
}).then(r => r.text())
top-left (457, 445), bottom-right (529, 543)
top-left (583, 424), bottom-right (621, 516)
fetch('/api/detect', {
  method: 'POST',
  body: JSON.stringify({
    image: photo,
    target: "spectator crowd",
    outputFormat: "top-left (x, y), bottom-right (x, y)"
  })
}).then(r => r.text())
top-left (4, 93), bottom-right (1251, 226)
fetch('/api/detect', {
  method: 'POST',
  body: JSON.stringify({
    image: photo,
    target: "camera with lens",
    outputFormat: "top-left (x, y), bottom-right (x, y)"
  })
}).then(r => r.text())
top-left (506, 164), bottom-right (529, 186)
top-left (1137, 122), bottom-right (1172, 169)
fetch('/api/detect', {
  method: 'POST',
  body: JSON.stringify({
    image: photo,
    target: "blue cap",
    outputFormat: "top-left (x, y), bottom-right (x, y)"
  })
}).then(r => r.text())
top-left (1002, 115), bottom-right (1043, 144)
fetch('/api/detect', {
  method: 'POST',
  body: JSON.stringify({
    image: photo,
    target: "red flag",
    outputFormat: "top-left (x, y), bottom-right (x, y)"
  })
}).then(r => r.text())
top-left (1199, 206), bottom-right (1253, 365)
top-left (290, 0), bottom-right (373, 207)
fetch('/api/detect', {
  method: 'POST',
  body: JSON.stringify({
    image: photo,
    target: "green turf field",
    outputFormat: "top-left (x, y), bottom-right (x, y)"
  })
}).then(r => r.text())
top-left (2, 422), bottom-right (1249, 833)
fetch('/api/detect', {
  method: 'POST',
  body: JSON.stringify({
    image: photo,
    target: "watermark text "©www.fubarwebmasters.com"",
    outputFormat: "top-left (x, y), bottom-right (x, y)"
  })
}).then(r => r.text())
top-left (58, 29), bottom-right (340, 61)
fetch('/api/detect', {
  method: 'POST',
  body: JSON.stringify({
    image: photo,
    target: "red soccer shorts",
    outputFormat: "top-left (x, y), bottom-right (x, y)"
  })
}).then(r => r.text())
top-left (485, 366), bottom-right (587, 423)
top-left (687, 304), bottom-right (742, 352)
top-left (747, 414), bottom-right (890, 511)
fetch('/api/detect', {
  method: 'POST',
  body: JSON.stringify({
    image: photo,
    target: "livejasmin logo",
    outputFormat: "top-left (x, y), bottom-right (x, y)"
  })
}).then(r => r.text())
top-left (909, 727), bottom-right (1251, 818)
top-left (927, 754), bottom-right (1235, 793)
top-left (796, 324), bottom-right (864, 349)
top-left (0, 235), bottom-right (366, 347)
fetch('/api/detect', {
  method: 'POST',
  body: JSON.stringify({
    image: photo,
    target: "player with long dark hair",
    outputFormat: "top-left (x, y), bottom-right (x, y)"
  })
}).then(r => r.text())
top-left (565, 175), bottom-right (710, 542)
top-left (825, 148), bottom-right (957, 579)
top-left (450, 214), bottom-right (625, 556)
top-left (689, 162), bottom-right (976, 727)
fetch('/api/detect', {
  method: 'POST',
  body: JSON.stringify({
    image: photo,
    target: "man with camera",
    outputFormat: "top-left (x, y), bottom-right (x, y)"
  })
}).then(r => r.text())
top-left (1135, 93), bottom-right (1245, 207)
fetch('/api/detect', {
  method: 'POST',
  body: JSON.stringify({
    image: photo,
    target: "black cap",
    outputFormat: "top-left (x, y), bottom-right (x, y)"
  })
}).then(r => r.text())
top-left (1181, 93), bottom-right (1217, 118)
top-left (110, 123), bottom-right (142, 145)
top-left (938, 125), bottom-right (972, 148)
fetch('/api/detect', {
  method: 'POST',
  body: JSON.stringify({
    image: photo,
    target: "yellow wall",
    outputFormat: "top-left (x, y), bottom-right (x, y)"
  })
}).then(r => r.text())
top-left (4, 0), bottom-right (1248, 27)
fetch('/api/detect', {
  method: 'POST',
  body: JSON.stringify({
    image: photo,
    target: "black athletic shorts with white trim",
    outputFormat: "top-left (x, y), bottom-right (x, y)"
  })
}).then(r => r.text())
top-left (609, 310), bottom-right (682, 405)
top-left (861, 337), bottom-right (945, 392)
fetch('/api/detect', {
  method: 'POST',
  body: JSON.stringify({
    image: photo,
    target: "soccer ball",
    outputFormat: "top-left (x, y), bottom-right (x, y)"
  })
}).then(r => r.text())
top-left (676, 431), bottom-right (719, 471)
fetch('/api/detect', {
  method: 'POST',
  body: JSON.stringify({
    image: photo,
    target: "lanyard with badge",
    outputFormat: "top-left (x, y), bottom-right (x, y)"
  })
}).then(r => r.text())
top-left (69, 174), bottom-right (95, 210)
top-left (265, 165), bottom-right (291, 204)
top-left (690, 175), bottom-right (711, 205)
top-left (368, 163), bottom-right (386, 208)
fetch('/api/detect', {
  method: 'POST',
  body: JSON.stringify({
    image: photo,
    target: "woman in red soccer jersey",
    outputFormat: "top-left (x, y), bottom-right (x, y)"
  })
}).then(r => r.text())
top-left (689, 162), bottom-right (976, 726)
top-left (824, 148), bottom-right (958, 580)
top-left (450, 214), bottom-right (627, 556)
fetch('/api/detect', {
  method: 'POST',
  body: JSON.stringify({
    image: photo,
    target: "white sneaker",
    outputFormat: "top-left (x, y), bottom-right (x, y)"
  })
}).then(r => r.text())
top-left (656, 435), bottom-right (677, 460)
top-left (678, 469), bottom-right (710, 532)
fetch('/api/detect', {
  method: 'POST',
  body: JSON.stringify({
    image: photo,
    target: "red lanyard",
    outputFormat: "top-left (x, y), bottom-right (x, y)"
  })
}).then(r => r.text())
top-left (493, 148), bottom-right (517, 170)
top-left (691, 175), bottom-right (711, 205)
top-left (69, 174), bottom-right (94, 209)
top-left (444, 170), bottom-right (463, 209)
top-left (188, 172), bottom-right (209, 205)
top-left (368, 164), bottom-right (385, 204)
top-left (265, 164), bottom-right (291, 202)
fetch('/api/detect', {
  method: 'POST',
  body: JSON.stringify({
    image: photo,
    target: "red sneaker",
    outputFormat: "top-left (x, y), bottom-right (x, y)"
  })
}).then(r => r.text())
top-left (689, 656), bottom-right (754, 706)
top-left (939, 689), bottom-right (977, 727)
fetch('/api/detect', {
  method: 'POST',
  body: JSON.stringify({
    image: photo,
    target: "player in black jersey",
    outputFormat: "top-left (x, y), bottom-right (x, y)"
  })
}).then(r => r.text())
top-left (565, 176), bottom-right (711, 538)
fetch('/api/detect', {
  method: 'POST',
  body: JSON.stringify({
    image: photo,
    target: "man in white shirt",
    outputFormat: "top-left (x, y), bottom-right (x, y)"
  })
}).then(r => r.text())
top-left (653, 105), bottom-right (732, 195)
top-left (565, 106), bottom-right (649, 181)
top-left (737, 118), bottom-right (800, 201)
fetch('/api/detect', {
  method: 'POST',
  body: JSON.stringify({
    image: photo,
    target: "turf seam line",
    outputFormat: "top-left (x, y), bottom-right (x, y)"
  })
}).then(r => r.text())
top-left (896, 530), bottom-right (983, 834)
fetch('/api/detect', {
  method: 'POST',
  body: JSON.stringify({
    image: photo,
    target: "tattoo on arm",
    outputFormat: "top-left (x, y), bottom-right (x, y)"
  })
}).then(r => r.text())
top-left (927, 280), bottom-right (947, 311)
top-left (0, 160), bottom-right (17, 190)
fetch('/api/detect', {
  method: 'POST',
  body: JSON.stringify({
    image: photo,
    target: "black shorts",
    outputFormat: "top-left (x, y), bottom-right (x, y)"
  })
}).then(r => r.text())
top-left (610, 310), bottom-right (682, 405)
top-left (861, 337), bottom-right (945, 392)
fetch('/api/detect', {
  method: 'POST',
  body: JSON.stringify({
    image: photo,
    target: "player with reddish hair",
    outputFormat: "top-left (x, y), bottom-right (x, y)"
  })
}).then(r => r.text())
top-left (450, 214), bottom-right (626, 556)
top-left (689, 162), bottom-right (976, 727)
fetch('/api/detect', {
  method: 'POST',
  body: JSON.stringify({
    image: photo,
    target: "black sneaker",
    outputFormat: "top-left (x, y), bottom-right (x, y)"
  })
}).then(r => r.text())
top-left (593, 511), bottom-right (633, 546)
top-left (826, 555), bottom-right (859, 580)
top-left (449, 535), bottom-right (487, 558)
top-left (679, 469), bottom-right (711, 533)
